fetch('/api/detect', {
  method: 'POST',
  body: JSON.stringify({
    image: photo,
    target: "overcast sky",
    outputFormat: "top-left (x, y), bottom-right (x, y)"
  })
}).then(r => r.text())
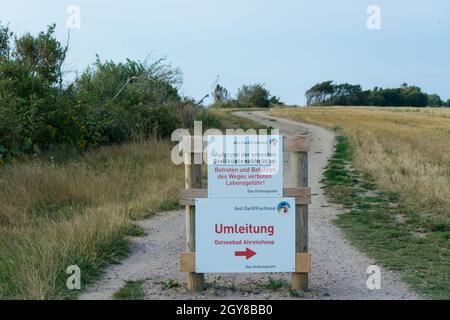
top-left (1, 0), bottom-right (449, 104)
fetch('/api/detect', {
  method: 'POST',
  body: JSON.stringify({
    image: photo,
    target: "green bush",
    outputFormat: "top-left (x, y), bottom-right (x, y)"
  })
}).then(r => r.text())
top-left (237, 83), bottom-right (271, 108)
top-left (74, 56), bottom-right (184, 144)
top-left (0, 23), bottom-right (207, 160)
top-left (0, 24), bottom-right (70, 155)
top-left (196, 108), bottom-right (222, 129)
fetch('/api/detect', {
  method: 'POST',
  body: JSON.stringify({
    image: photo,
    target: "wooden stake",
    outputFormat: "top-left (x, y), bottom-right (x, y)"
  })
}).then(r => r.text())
top-left (291, 151), bottom-right (309, 291)
top-left (184, 151), bottom-right (205, 292)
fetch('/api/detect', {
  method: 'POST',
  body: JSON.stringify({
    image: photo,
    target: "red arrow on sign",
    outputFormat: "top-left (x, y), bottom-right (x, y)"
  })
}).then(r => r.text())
top-left (234, 248), bottom-right (257, 260)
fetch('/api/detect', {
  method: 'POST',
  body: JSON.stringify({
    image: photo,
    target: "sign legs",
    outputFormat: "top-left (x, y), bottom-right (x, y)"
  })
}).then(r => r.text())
top-left (185, 152), bottom-right (205, 292)
top-left (291, 151), bottom-right (309, 291)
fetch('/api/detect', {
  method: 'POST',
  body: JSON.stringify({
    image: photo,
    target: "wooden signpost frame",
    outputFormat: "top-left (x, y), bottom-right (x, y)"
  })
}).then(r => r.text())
top-left (179, 135), bottom-right (311, 292)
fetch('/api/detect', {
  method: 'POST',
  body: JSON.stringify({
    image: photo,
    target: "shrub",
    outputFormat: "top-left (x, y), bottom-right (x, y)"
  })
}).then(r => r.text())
top-left (0, 23), bottom-right (204, 159)
top-left (269, 96), bottom-right (284, 106)
top-left (0, 24), bottom-right (71, 155)
top-left (237, 83), bottom-right (271, 108)
top-left (196, 108), bottom-right (222, 129)
top-left (213, 84), bottom-right (231, 103)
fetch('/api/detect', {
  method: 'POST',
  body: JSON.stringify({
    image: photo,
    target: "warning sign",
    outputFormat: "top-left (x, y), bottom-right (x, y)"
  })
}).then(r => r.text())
top-left (207, 135), bottom-right (283, 198)
top-left (195, 198), bottom-right (295, 273)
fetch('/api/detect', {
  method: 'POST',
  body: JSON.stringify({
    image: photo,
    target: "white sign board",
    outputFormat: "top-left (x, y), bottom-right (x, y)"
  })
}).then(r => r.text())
top-left (196, 198), bottom-right (295, 273)
top-left (207, 135), bottom-right (283, 198)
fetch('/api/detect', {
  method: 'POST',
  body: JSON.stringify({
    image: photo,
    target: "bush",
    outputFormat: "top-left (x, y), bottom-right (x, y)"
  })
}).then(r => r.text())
top-left (269, 96), bottom-right (284, 106)
top-left (237, 83), bottom-right (271, 108)
top-left (0, 23), bottom-right (205, 160)
top-left (74, 56), bottom-right (184, 144)
top-left (0, 24), bottom-right (71, 155)
top-left (196, 108), bottom-right (222, 129)
top-left (427, 94), bottom-right (443, 107)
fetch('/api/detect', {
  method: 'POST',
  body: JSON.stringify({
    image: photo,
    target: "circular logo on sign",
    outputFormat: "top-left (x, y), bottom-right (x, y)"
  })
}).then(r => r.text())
top-left (269, 138), bottom-right (278, 146)
top-left (277, 201), bottom-right (291, 214)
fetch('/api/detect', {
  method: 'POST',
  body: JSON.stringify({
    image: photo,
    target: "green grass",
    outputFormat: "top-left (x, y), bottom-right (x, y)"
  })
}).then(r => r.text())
top-left (323, 136), bottom-right (450, 300)
top-left (125, 224), bottom-right (146, 237)
top-left (159, 197), bottom-right (180, 211)
top-left (262, 277), bottom-right (287, 291)
top-left (113, 280), bottom-right (146, 300)
top-left (160, 279), bottom-right (181, 289)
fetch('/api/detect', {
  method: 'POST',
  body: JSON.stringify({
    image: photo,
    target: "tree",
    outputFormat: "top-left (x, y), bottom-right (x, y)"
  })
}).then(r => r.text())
top-left (269, 96), bottom-right (284, 105)
top-left (427, 94), bottom-right (442, 107)
top-left (305, 81), bottom-right (367, 106)
top-left (367, 87), bottom-right (386, 106)
top-left (305, 81), bottom-right (334, 105)
top-left (400, 85), bottom-right (428, 107)
top-left (14, 24), bottom-right (68, 88)
top-left (237, 83), bottom-right (271, 108)
top-left (332, 83), bottom-right (368, 105)
top-left (213, 84), bottom-right (230, 103)
top-left (0, 24), bottom-right (12, 59)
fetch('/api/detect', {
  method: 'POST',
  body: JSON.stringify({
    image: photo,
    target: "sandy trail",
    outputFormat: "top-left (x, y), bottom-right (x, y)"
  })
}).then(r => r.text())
top-left (80, 111), bottom-right (420, 300)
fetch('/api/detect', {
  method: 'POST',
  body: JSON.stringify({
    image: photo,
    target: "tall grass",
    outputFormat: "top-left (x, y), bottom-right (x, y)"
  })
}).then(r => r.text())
top-left (0, 139), bottom-right (183, 299)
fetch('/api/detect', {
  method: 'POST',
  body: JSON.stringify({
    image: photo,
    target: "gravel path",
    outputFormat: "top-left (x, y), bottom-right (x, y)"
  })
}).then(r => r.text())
top-left (80, 111), bottom-right (420, 300)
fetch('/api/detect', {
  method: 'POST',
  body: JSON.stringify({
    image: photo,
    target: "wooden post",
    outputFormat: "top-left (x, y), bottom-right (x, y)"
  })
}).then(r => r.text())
top-left (291, 151), bottom-right (309, 291)
top-left (184, 151), bottom-right (205, 292)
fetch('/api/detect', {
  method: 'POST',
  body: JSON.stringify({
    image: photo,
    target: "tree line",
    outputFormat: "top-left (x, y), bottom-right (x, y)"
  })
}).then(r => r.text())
top-left (306, 81), bottom-right (450, 107)
top-left (0, 23), bottom-right (220, 162)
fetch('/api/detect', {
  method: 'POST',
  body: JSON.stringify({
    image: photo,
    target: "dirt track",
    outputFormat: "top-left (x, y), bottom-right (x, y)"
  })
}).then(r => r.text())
top-left (80, 111), bottom-right (420, 300)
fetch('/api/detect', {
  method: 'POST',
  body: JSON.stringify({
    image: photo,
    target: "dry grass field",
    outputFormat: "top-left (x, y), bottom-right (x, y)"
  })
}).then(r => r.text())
top-left (271, 107), bottom-right (450, 220)
top-left (0, 140), bottom-right (183, 299)
top-left (270, 107), bottom-right (450, 298)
